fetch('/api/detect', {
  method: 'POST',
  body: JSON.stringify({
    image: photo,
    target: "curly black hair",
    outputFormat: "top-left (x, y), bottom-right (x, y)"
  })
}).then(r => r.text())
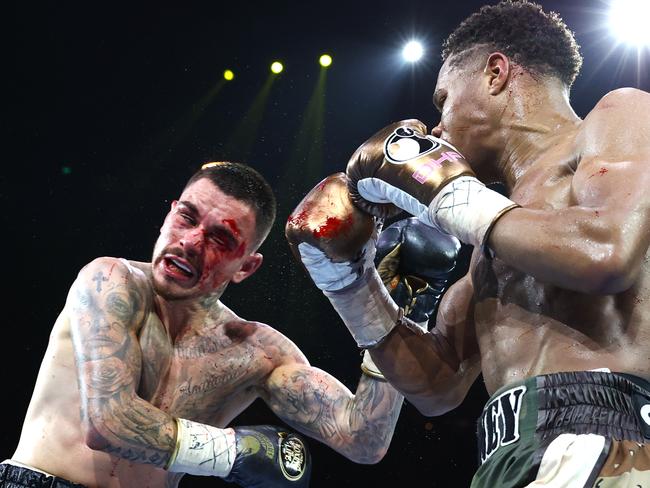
top-left (442, 0), bottom-right (582, 86)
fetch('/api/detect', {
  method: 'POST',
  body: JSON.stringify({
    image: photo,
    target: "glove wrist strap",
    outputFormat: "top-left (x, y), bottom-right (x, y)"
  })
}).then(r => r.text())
top-left (323, 267), bottom-right (399, 348)
top-left (166, 418), bottom-right (236, 477)
top-left (428, 175), bottom-right (519, 248)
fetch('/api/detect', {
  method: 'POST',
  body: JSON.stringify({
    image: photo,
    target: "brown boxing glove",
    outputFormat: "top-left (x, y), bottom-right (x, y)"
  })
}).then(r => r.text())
top-left (285, 173), bottom-right (375, 270)
top-left (346, 120), bottom-right (518, 248)
top-left (285, 173), bottom-right (402, 348)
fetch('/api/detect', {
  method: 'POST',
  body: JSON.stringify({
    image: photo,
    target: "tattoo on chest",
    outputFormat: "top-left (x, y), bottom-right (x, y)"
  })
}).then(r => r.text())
top-left (178, 369), bottom-right (246, 398)
top-left (174, 335), bottom-right (230, 359)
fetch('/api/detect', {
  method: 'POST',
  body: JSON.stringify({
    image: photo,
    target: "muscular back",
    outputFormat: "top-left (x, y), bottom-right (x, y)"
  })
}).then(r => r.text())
top-left (472, 89), bottom-right (650, 394)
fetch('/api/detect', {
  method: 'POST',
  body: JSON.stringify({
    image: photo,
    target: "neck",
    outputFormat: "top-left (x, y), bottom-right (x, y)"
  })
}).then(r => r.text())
top-left (490, 76), bottom-right (581, 191)
top-left (154, 287), bottom-right (226, 341)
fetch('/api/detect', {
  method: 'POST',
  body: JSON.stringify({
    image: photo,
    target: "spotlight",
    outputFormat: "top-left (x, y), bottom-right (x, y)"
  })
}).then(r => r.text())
top-left (609, 0), bottom-right (650, 47)
top-left (319, 54), bottom-right (332, 67)
top-left (223, 69), bottom-right (234, 81)
top-left (271, 61), bottom-right (284, 74)
top-left (402, 40), bottom-right (424, 62)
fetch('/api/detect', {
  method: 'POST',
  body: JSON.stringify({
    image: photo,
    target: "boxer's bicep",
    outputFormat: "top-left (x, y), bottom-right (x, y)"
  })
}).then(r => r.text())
top-left (66, 258), bottom-right (174, 465)
top-left (488, 91), bottom-right (650, 293)
top-left (263, 363), bottom-right (402, 464)
top-left (571, 89), bottom-right (650, 279)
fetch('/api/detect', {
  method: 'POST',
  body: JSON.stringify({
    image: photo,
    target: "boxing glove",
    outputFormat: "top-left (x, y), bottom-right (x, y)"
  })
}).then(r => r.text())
top-left (167, 421), bottom-right (310, 487)
top-left (224, 426), bottom-right (311, 487)
top-left (346, 120), bottom-right (518, 248)
top-left (285, 173), bottom-right (400, 348)
top-left (375, 217), bottom-right (460, 326)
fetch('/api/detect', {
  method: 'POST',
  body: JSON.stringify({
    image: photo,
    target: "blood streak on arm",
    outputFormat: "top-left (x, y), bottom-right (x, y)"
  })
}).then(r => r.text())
top-left (588, 167), bottom-right (609, 179)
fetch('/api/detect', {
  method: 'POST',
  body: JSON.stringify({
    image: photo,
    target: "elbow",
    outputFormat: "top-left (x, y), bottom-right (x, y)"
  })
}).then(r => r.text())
top-left (79, 402), bottom-right (117, 452)
top-left (583, 243), bottom-right (639, 294)
top-left (345, 445), bottom-right (388, 465)
top-left (81, 416), bottom-right (111, 452)
top-left (361, 448), bottom-right (388, 465)
top-left (410, 389), bottom-right (463, 417)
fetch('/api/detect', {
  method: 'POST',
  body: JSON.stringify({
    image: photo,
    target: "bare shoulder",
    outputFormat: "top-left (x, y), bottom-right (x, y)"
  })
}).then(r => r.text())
top-left (78, 256), bottom-right (150, 284)
top-left (578, 87), bottom-right (650, 159)
top-left (221, 311), bottom-right (309, 367)
top-left (588, 87), bottom-right (650, 119)
top-left (71, 256), bottom-right (153, 314)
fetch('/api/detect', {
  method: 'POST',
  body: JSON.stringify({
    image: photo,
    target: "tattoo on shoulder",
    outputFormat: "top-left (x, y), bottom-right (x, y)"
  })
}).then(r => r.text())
top-left (92, 271), bottom-right (109, 293)
top-left (106, 292), bottom-right (136, 322)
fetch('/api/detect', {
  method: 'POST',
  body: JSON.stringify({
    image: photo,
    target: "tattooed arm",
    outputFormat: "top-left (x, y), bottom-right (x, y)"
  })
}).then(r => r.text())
top-left (68, 257), bottom-right (176, 467)
top-left (262, 359), bottom-right (404, 464)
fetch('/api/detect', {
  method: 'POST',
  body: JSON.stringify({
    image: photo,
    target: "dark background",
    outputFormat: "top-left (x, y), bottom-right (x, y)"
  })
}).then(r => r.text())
top-left (5, 1), bottom-right (649, 487)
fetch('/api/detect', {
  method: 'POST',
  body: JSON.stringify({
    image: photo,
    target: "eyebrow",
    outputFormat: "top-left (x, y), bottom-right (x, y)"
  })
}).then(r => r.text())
top-left (178, 200), bottom-right (200, 215)
top-left (178, 201), bottom-right (239, 249)
top-left (209, 223), bottom-right (239, 249)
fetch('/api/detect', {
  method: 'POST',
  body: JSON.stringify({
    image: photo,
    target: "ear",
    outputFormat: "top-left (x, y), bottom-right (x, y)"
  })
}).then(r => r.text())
top-left (161, 200), bottom-right (179, 232)
top-left (484, 52), bottom-right (510, 95)
top-left (231, 252), bottom-right (263, 283)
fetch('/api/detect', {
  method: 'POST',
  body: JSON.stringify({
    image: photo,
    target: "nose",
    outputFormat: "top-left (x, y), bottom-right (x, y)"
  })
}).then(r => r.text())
top-left (430, 123), bottom-right (443, 138)
top-left (180, 227), bottom-right (205, 255)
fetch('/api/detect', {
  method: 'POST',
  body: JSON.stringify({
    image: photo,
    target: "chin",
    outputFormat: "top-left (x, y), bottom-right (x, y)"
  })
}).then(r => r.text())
top-left (152, 274), bottom-right (194, 302)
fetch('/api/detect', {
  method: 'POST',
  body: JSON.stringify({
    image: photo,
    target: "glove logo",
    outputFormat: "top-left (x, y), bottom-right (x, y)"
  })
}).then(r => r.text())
top-left (384, 127), bottom-right (441, 164)
top-left (641, 403), bottom-right (650, 426)
top-left (279, 434), bottom-right (307, 481)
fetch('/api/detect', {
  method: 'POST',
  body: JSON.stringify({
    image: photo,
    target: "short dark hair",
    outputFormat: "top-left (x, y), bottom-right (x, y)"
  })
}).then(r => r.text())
top-left (184, 162), bottom-right (277, 248)
top-left (442, 0), bottom-right (582, 87)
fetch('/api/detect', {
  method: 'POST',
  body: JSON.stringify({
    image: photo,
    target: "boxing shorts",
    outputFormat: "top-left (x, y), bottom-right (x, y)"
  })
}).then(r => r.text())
top-left (0, 461), bottom-right (87, 488)
top-left (471, 371), bottom-right (650, 488)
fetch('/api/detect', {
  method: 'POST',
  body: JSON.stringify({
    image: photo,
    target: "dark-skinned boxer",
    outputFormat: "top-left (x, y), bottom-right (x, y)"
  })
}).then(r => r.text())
top-left (325, 2), bottom-right (650, 486)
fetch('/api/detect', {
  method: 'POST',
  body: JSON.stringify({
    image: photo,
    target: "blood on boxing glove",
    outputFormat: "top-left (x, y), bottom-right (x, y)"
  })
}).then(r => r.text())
top-left (285, 173), bottom-right (377, 292)
top-left (285, 173), bottom-right (400, 348)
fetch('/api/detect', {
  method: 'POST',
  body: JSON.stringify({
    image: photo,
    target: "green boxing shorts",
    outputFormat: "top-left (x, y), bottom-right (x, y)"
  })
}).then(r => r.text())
top-left (471, 371), bottom-right (650, 488)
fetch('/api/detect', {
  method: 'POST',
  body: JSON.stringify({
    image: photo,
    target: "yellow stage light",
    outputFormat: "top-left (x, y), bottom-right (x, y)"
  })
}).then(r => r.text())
top-left (271, 61), bottom-right (284, 74)
top-left (319, 54), bottom-right (332, 67)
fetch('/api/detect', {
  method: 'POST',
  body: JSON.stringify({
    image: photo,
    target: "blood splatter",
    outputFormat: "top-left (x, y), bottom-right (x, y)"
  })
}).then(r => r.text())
top-left (109, 457), bottom-right (119, 477)
top-left (589, 167), bottom-right (609, 179)
top-left (222, 219), bottom-right (241, 238)
top-left (287, 209), bottom-right (309, 229)
top-left (313, 215), bottom-right (353, 238)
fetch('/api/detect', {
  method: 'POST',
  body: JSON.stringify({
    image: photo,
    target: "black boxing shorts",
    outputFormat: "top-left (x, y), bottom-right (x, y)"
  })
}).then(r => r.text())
top-left (0, 462), bottom-right (87, 488)
top-left (471, 371), bottom-right (650, 487)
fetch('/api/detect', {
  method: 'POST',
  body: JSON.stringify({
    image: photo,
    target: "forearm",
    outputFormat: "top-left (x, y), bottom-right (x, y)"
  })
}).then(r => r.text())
top-left (266, 364), bottom-right (403, 464)
top-left (339, 374), bottom-right (403, 463)
top-left (488, 206), bottom-right (637, 293)
top-left (84, 391), bottom-right (176, 467)
top-left (370, 325), bottom-right (474, 416)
